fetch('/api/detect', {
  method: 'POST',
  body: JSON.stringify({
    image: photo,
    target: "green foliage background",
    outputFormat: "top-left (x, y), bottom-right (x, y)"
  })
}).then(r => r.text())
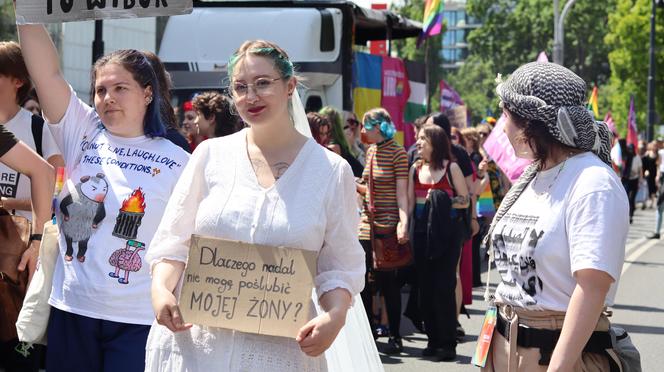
top-left (1, 0), bottom-right (17, 41)
top-left (605, 0), bottom-right (664, 136)
top-left (390, 0), bottom-right (664, 137)
top-left (391, 0), bottom-right (443, 111)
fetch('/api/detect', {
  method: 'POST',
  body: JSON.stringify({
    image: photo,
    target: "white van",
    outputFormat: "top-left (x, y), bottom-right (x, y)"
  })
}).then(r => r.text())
top-left (158, 0), bottom-right (421, 112)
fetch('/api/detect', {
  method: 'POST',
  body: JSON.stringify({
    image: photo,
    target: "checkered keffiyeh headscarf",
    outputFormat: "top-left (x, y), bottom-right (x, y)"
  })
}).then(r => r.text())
top-left (483, 63), bottom-right (614, 300)
top-left (496, 62), bottom-right (612, 165)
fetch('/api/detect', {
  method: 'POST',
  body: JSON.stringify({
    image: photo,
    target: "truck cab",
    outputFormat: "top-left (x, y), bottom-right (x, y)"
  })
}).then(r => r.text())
top-left (159, 0), bottom-right (421, 112)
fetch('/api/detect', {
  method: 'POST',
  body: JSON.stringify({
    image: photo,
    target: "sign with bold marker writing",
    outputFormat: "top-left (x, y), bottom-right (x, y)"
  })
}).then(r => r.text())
top-left (15, 0), bottom-right (192, 24)
top-left (179, 235), bottom-right (317, 338)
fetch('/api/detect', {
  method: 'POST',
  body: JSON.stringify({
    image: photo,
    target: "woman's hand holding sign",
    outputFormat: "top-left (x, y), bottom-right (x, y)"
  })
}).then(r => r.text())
top-left (152, 259), bottom-right (193, 332)
top-left (296, 288), bottom-right (351, 356)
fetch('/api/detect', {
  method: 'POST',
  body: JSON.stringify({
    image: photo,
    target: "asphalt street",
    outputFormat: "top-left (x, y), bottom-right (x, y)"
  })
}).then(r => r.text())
top-left (382, 206), bottom-right (664, 371)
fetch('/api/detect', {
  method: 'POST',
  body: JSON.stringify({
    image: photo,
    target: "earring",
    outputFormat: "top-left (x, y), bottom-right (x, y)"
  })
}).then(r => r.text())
top-left (146, 96), bottom-right (153, 105)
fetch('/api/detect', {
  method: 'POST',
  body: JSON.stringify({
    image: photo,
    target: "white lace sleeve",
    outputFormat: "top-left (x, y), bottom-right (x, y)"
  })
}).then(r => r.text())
top-left (315, 161), bottom-right (365, 299)
top-left (146, 140), bottom-right (210, 270)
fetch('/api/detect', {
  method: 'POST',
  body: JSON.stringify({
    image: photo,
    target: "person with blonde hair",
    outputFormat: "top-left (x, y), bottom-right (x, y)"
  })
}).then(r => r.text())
top-left (145, 40), bottom-right (374, 371)
top-left (342, 110), bottom-right (365, 166)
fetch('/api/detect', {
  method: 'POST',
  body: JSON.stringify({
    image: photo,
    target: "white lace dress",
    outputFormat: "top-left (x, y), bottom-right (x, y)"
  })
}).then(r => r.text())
top-left (144, 130), bottom-right (382, 372)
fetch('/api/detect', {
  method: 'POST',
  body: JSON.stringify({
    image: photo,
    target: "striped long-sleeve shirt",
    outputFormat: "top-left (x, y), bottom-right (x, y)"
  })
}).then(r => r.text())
top-left (358, 139), bottom-right (408, 240)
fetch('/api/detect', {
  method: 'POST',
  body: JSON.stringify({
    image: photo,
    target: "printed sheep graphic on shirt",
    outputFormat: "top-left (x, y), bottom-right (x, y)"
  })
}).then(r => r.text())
top-left (59, 173), bottom-right (108, 262)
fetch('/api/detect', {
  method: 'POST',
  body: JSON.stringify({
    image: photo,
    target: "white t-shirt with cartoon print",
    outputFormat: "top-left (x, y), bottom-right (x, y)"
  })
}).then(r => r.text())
top-left (47, 88), bottom-right (190, 325)
top-left (0, 107), bottom-right (61, 220)
top-left (492, 152), bottom-right (629, 311)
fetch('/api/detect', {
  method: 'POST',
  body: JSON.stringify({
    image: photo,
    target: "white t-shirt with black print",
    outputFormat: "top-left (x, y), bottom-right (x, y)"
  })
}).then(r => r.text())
top-left (492, 152), bottom-right (629, 311)
top-left (47, 88), bottom-right (190, 325)
top-left (0, 107), bottom-right (61, 220)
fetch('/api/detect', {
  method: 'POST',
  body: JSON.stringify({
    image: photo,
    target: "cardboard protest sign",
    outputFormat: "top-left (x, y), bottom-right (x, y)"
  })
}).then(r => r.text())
top-left (179, 235), bottom-right (318, 339)
top-left (15, 0), bottom-right (193, 24)
top-left (482, 114), bottom-right (532, 182)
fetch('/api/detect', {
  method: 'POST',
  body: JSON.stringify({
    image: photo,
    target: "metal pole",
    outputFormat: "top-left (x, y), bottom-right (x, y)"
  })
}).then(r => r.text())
top-left (648, 0), bottom-right (657, 142)
top-left (553, 0), bottom-right (577, 65)
top-left (425, 38), bottom-right (431, 113)
top-left (92, 20), bottom-right (104, 64)
top-left (553, 0), bottom-right (561, 64)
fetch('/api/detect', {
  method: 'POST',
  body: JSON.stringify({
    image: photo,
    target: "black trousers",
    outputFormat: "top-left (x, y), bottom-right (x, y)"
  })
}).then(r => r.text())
top-left (472, 216), bottom-right (489, 286)
top-left (360, 239), bottom-right (403, 338)
top-left (414, 231), bottom-right (462, 350)
top-left (0, 338), bottom-right (43, 372)
top-left (624, 178), bottom-right (639, 219)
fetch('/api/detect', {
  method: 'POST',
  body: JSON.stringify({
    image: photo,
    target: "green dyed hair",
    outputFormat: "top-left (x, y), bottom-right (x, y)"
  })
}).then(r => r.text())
top-left (320, 106), bottom-right (352, 156)
top-left (227, 40), bottom-right (294, 82)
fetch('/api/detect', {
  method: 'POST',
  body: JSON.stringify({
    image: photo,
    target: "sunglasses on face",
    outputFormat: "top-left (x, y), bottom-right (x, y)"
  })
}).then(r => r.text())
top-left (363, 122), bottom-right (377, 131)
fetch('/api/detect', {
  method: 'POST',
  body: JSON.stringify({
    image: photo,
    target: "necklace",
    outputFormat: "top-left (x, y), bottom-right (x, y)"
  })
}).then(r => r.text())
top-left (532, 153), bottom-right (574, 195)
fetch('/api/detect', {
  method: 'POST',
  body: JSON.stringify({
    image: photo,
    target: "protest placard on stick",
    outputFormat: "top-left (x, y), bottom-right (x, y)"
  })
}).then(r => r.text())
top-left (482, 114), bottom-right (532, 182)
top-left (179, 235), bottom-right (317, 339)
top-left (15, 0), bottom-right (193, 24)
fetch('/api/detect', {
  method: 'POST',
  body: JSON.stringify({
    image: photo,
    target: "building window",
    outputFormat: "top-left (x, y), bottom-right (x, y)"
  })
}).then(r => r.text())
top-left (466, 14), bottom-right (479, 25)
top-left (443, 11), bottom-right (456, 29)
top-left (456, 10), bottom-right (466, 27)
top-left (443, 30), bottom-right (454, 46)
top-left (455, 29), bottom-right (465, 43)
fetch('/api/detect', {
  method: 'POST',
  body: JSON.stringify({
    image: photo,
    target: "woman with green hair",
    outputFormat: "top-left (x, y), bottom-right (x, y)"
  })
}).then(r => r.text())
top-left (320, 106), bottom-right (364, 177)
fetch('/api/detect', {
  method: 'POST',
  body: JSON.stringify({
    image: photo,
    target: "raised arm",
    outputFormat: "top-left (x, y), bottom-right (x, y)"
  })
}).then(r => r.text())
top-left (16, 24), bottom-right (71, 124)
top-left (3, 142), bottom-right (55, 281)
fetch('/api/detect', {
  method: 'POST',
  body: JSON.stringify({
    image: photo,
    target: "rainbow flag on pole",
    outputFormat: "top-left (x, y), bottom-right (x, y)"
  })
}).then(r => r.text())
top-left (418, 0), bottom-right (445, 46)
top-left (587, 85), bottom-right (599, 119)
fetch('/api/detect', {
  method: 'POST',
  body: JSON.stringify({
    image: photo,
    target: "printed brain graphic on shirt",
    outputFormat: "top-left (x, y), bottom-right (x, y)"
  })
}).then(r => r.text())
top-left (109, 188), bottom-right (148, 285)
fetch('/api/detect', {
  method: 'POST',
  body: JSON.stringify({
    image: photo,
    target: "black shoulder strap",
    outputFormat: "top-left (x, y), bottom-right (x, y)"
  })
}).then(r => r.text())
top-left (445, 161), bottom-right (456, 195)
top-left (31, 114), bottom-right (44, 157)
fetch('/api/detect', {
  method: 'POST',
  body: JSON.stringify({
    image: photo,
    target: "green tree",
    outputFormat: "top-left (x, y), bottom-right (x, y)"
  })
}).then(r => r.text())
top-left (605, 0), bottom-right (664, 137)
top-left (465, 0), bottom-right (613, 82)
top-left (444, 0), bottom-right (615, 124)
top-left (0, 0), bottom-right (17, 41)
top-left (445, 54), bottom-right (498, 124)
top-left (391, 0), bottom-right (443, 110)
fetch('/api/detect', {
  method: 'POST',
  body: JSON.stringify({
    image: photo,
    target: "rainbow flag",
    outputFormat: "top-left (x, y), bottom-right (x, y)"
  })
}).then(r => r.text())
top-left (476, 182), bottom-right (496, 217)
top-left (418, 0), bottom-right (444, 46)
top-left (587, 85), bottom-right (599, 119)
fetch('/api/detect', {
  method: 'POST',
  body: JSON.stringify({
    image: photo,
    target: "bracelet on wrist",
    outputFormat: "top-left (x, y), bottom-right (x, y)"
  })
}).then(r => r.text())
top-left (29, 233), bottom-right (43, 242)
